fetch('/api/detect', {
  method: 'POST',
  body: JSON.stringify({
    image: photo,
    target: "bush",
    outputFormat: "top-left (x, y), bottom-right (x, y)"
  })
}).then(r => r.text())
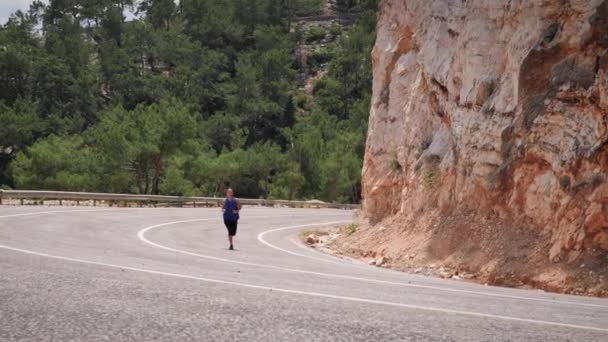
top-left (343, 223), bottom-right (357, 235)
top-left (294, 0), bottom-right (324, 16)
top-left (388, 150), bottom-right (401, 172)
top-left (329, 23), bottom-right (342, 37)
top-left (10, 135), bottom-right (95, 191)
top-left (305, 26), bottom-right (326, 43)
top-left (160, 165), bottom-right (196, 196)
top-left (293, 92), bottom-right (311, 110)
top-left (424, 170), bottom-right (435, 189)
top-left (307, 47), bottom-right (334, 71)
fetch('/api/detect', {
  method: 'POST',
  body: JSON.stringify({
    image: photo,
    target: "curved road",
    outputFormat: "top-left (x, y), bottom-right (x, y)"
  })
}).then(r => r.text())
top-left (0, 206), bottom-right (607, 341)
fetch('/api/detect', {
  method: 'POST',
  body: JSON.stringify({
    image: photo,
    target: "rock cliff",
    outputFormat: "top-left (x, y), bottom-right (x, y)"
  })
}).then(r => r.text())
top-left (352, 0), bottom-right (608, 294)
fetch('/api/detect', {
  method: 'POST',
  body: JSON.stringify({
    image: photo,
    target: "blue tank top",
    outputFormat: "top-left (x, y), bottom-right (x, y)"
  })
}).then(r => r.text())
top-left (223, 198), bottom-right (239, 221)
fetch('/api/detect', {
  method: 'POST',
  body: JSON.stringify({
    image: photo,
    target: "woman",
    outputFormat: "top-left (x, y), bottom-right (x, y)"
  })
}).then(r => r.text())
top-left (222, 188), bottom-right (241, 250)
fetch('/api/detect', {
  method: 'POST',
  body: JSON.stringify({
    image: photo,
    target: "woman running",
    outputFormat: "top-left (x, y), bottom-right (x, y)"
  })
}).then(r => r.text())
top-left (222, 188), bottom-right (241, 250)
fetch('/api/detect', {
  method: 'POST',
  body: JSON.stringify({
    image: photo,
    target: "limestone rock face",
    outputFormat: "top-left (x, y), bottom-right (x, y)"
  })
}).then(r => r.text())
top-left (364, 1), bottom-right (608, 263)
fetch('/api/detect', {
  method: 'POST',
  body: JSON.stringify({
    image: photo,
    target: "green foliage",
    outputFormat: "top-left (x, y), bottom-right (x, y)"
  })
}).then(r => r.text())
top-left (329, 23), bottom-right (342, 37)
top-left (202, 112), bottom-right (247, 152)
top-left (1, 0), bottom-right (378, 203)
top-left (319, 130), bottom-right (363, 203)
top-left (389, 155), bottom-right (402, 172)
top-left (305, 26), bottom-right (326, 43)
top-left (11, 135), bottom-right (95, 191)
top-left (307, 46), bottom-right (335, 72)
top-left (342, 223), bottom-right (357, 235)
top-left (293, 92), bottom-right (310, 111)
top-left (93, 98), bottom-right (199, 194)
top-left (313, 76), bottom-right (347, 119)
top-left (160, 164), bottom-right (196, 196)
top-left (269, 162), bottom-right (306, 200)
top-left (299, 229), bottom-right (313, 239)
top-left (0, 101), bottom-right (42, 150)
top-left (423, 169), bottom-right (436, 189)
top-left (293, 0), bottom-right (325, 16)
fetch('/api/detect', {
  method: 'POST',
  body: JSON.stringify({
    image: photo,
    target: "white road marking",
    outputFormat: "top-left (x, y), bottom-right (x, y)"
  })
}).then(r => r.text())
top-left (139, 219), bottom-right (355, 269)
top-left (0, 209), bottom-right (116, 219)
top-left (257, 221), bottom-right (353, 264)
top-left (0, 243), bottom-right (606, 333)
top-left (2, 208), bottom-right (606, 323)
top-left (140, 218), bottom-right (608, 309)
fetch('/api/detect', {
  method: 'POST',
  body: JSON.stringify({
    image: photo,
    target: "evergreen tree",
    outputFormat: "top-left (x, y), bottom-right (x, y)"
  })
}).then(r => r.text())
top-left (0, 0), bottom-right (378, 203)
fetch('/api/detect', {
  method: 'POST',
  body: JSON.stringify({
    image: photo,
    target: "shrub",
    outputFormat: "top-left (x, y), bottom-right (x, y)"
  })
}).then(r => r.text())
top-left (294, 0), bottom-right (324, 16)
top-left (305, 26), bottom-right (327, 43)
top-left (329, 23), bottom-right (342, 37)
top-left (343, 223), bottom-right (357, 235)
top-left (299, 229), bottom-right (313, 239)
top-left (308, 47), bottom-right (334, 71)
top-left (424, 170), bottom-right (435, 189)
top-left (388, 150), bottom-right (402, 172)
top-left (293, 92), bottom-right (310, 110)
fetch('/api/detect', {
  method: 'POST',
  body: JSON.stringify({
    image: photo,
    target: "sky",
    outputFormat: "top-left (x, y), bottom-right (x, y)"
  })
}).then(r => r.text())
top-left (0, 0), bottom-right (39, 24)
top-left (0, 0), bottom-right (147, 25)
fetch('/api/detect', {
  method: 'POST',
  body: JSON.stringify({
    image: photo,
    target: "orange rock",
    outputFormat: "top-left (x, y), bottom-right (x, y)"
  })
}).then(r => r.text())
top-left (361, 0), bottom-right (608, 272)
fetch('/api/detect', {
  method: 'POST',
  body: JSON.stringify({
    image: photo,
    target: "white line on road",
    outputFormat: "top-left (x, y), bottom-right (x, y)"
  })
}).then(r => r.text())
top-left (0, 243), bottom-right (606, 333)
top-left (138, 219), bottom-right (354, 268)
top-left (257, 221), bottom-right (352, 263)
top-left (2, 208), bottom-right (606, 323)
top-left (139, 218), bottom-right (608, 309)
top-left (0, 209), bottom-right (116, 219)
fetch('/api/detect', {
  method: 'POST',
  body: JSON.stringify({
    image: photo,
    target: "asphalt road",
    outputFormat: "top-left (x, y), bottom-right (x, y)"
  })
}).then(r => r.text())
top-left (0, 206), bottom-right (607, 341)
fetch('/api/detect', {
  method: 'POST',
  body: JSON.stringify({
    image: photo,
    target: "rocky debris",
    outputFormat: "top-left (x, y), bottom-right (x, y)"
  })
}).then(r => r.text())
top-left (353, 0), bottom-right (608, 295)
top-left (375, 256), bottom-right (386, 267)
top-left (460, 272), bottom-right (475, 280)
top-left (438, 267), bottom-right (452, 279)
top-left (363, 255), bottom-right (389, 267)
top-left (304, 229), bottom-right (332, 245)
top-left (306, 234), bottom-right (320, 244)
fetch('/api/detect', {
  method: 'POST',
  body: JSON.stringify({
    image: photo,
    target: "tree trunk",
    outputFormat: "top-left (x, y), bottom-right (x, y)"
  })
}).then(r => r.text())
top-left (151, 154), bottom-right (162, 195)
top-left (136, 165), bottom-right (145, 194)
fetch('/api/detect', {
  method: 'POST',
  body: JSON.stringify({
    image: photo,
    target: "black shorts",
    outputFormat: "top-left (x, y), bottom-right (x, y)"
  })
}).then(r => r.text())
top-left (224, 220), bottom-right (238, 236)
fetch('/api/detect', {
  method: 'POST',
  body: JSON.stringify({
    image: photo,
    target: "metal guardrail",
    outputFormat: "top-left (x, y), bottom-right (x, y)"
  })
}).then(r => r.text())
top-left (0, 190), bottom-right (359, 210)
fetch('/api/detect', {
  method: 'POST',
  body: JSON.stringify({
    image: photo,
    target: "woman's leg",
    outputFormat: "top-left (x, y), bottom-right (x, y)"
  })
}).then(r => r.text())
top-left (228, 221), bottom-right (236, 249)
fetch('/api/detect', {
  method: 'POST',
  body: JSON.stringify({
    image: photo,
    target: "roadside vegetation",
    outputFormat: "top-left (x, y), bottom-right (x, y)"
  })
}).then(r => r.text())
top-left (0, 0), bottom-right (377, 203)
top-left (342, 223), bottom-right (357, 235)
